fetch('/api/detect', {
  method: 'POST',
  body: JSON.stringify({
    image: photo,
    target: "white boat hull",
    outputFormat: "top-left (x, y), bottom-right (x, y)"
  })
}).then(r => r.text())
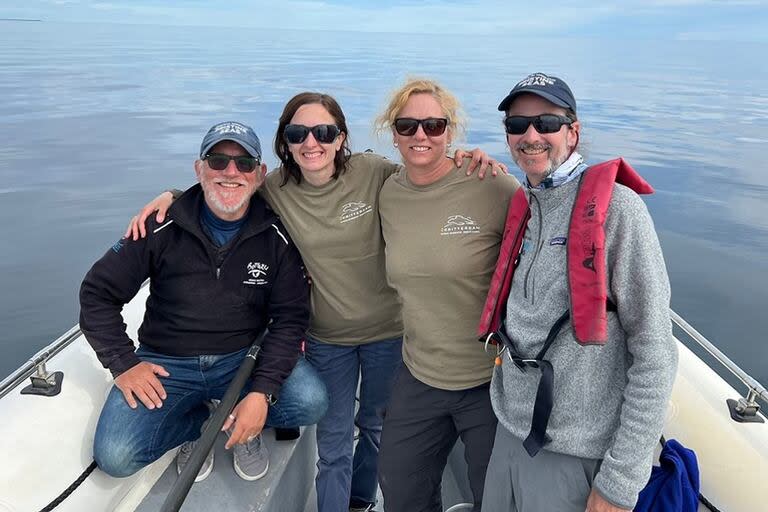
top-left (0, 286), bottom-right (167, 512)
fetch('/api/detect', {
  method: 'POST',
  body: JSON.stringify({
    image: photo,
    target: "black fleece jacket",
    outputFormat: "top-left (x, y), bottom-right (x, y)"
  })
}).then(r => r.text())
top-left (79, 184), bottom-right (309, 396)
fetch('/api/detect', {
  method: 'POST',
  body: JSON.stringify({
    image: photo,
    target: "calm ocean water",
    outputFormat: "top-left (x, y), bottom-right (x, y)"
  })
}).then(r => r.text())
top-left (1, 22), bottom-right (766, 387)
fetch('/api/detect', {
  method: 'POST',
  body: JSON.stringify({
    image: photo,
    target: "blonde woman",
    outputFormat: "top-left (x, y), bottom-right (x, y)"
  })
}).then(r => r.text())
top-left (374, 79), bottom-right (520, 512)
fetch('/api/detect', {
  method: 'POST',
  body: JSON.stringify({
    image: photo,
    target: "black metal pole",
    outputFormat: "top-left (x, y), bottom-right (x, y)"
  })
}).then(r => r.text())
top-left (160, 339), bottom-right (262, 512)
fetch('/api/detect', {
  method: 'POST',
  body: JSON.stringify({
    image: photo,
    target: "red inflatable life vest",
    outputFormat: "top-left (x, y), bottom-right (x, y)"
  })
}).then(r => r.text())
top-left (477, 158), bottom-right (654, 345)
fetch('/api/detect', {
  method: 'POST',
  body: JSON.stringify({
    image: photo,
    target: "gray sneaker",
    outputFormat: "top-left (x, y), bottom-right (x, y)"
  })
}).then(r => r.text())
top-left (176, 401), bottom-right (217, 482)
top-left (176, 440), bottom-right (214, 482)
top-left (233, 433), bottom-right (269, 481)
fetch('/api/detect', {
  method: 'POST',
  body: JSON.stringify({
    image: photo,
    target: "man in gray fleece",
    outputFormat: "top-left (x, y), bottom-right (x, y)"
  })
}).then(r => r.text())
top-left (480, 73), bottom-right (678, 511)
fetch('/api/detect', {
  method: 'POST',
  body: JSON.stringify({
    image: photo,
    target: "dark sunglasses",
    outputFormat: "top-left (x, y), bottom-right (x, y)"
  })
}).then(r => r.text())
top-left (393, 117), bottom-right (448, 137)
top-left (283, 124), bottom-right (341, 144)
top-left (503, 114), bottom-right (573, 135)
top-left (204, 153), bottom-right (260, 173)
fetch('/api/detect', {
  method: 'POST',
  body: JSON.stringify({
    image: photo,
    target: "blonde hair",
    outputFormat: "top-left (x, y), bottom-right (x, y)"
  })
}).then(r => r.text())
top-left (375, 77), bottom-right (466, 142)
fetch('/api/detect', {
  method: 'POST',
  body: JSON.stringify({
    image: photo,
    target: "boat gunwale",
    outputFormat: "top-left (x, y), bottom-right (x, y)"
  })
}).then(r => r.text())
top-left (0, 323), bottom-right (82, 399)
top-left (0, 280), bottom-right (150, 400)
top-left (2, 303), bottom-right (766, 408)
top-left (670, 309), bottom-right (768, 406)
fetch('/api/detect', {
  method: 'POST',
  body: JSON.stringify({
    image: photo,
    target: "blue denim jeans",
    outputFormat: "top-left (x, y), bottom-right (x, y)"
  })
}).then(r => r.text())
top-left (94, 345), bottom-right (328, 477)
top-left (305, 336), bottom-right (403, 512)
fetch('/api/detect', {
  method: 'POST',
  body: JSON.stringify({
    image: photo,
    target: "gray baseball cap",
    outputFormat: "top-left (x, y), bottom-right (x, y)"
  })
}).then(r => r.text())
top-left (498, 73), bottom-right (577, 113)
top-left (199, 121), bottom-right (262, 161)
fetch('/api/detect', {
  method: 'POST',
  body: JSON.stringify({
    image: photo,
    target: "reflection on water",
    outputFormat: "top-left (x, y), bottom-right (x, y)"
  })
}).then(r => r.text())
top-left (1, 22), bottom-right (766, 386)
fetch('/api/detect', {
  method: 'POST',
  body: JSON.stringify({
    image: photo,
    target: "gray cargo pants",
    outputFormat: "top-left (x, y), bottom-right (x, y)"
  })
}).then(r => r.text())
top-left (481, 424), bottom-right (601, 512)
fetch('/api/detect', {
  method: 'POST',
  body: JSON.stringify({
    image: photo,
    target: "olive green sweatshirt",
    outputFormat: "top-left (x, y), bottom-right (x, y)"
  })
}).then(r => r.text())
top-left (379, 162), bottom-right (519, 390)
top-left (261, 152), bottom-right (403, 345)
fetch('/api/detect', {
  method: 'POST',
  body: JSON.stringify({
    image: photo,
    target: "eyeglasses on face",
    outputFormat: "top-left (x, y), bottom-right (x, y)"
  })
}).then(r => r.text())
top-left (283, 124), bottom-right (341, 144)
top-left (503, 114), bottom-right (572, 135)
top-left (203, 153), bottom-right (260, 173)
top-left (393, 117), bottom-right (449, 137)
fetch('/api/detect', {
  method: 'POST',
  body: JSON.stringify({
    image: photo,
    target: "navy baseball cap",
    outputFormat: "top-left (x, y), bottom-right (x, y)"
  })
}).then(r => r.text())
top-left (497, 73), bottom-right (577, 113)
top-left (200, 121), bottom-right (262, 161)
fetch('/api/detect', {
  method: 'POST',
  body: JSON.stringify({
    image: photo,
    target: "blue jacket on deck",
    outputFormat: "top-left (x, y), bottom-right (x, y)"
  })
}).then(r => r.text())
top-left (635, 438), bottom-right (700, 512)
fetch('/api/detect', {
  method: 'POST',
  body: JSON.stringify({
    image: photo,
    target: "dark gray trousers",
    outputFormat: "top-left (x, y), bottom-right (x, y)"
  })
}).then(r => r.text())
top-left (481, 424), bottom-right (601, 512)
top-left (378, 366), bottom-right (497, 512)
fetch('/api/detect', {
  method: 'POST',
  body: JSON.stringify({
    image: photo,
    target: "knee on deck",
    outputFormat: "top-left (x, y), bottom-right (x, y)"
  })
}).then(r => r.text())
top-left (93, 437), bottom-right (146, 478)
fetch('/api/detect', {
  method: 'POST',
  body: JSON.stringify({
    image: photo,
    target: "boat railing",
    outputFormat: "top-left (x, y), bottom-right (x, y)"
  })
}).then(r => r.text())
top-left (2, 308), bottom-right (766, 419)
top-left (671, 309), bottom-right (767, 421)
top-left (0, 324), bottom-right (82, 399)
top-left (0, 280), bottom-right (151, 400)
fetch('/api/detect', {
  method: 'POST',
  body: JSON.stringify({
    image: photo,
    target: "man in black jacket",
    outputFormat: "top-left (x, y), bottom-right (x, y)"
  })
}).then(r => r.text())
top-left (80, 121), bottom-right (327, 482)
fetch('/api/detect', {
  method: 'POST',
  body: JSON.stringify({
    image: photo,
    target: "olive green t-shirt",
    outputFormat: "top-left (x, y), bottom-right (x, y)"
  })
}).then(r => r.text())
top-left (260, 152), bottom-right (403, 345)
top-left (379, 163), bottom-right (520, 389)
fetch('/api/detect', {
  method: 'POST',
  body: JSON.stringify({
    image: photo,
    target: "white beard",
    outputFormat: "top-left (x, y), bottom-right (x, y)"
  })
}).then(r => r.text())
top-left (200, 180), bottom-right (253, 215)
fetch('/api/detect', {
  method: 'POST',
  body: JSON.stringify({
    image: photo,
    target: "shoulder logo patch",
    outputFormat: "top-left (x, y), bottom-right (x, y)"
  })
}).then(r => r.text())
top-left (340, 201), bottom-right (373, 223)
top-left (111, 238), bottom-right (125, 253)
top-left (441, 215), bottom-right (480, 236)
top-left (244, 261), bottom-right (269, 285)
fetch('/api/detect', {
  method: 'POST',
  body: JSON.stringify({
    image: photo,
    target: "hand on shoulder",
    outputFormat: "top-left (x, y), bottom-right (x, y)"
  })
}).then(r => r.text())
top-left (124, 190), bottom-right (175, 241)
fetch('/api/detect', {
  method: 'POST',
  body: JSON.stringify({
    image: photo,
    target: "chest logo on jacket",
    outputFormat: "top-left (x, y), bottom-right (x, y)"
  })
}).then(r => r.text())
top-left (549, 237), bottom-right (567, 246)
top-left (441, 215), bottom-right (480, 236)
top-left (340, 201), bottom-right (373, 224)
top-left (244, 261), bottom-right (269, 286)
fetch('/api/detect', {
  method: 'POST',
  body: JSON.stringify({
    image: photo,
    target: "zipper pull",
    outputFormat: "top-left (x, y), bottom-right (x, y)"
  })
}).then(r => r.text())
top-left (216, 267), bottom-right (221, 279)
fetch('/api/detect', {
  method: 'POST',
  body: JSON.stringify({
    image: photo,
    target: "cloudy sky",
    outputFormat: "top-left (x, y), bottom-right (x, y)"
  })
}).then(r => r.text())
top-left (3, 0), bottom-right (767, 41)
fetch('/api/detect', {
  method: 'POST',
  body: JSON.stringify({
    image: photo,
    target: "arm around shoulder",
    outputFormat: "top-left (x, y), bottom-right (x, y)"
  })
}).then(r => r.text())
top-left (352, 151), bottom-right (401, 181)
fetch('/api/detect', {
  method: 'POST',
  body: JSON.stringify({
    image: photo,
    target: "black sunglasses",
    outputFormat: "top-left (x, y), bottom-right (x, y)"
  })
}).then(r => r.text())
top-left (204, 153), bottom-right (260, 173)
top-left (283, 124), bottom-right (341, 144)
top-left (504, 114), bottom-right (572, 135)
top-left (393, 117), bottom-right (448, 137)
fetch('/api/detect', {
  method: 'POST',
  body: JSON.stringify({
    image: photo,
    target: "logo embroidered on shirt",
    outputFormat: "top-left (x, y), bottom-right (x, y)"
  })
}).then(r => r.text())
top-left (340, 201), bottom-right (373, 223)
top-left (550, 237), bottom-right (567, 246)
top-left (441, 215), bottom-right (480, 236)
top-left (244, 261), bottom-right (269, 285)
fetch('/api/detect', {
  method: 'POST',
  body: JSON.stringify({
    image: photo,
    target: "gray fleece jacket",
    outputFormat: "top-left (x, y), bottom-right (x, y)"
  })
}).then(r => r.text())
top-left (491, 177), bottom-right (678, 509)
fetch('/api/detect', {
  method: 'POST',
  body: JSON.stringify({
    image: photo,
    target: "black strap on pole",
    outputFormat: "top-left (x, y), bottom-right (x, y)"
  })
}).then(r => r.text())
top-left (160, 338), bottom-right (263, 512)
